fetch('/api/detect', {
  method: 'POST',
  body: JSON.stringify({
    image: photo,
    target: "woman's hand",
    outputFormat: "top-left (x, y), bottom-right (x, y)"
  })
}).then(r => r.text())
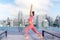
top-left (30, 4), bottom-right (33, 16)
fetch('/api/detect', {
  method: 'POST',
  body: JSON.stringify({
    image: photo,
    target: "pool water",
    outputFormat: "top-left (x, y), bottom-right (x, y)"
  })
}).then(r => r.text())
top-left (0, 27), bottom-right (24, 34)
top-left (0, 26), bottom-right (60, 33)
top-left (39, 27), bottom-right (60, 33)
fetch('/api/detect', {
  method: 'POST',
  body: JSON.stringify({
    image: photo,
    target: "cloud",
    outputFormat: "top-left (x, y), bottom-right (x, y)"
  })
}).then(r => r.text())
top-left (0, 4), bottom-right (19, 20)
top-left (0, 0), bottom-right (53, 20)
top-left (14, 0), bottom-right (52, 15)
top-left (52, 0), bottom-right (60, 2)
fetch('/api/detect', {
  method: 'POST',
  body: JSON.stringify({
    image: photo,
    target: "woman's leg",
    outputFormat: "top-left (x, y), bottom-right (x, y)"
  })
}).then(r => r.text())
top-left (31, 27), bottom-right (43, 39)
top-left (24, 26), bottom-right (31, 40)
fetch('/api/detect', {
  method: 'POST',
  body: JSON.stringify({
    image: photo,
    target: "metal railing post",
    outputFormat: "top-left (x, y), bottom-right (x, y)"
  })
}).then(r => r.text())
top-left (42, 30), bottom-right (44, 37)
top-left (5, 31), bottom-right (7, 37)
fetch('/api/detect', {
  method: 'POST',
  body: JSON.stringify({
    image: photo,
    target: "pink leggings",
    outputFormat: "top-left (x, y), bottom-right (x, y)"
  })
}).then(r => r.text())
top-left (24, 25), bottom-right (40, 37)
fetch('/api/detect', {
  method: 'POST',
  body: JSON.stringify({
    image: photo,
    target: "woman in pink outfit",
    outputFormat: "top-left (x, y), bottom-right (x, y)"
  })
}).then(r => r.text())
top-left (24, 4), bottom-right (43, 40)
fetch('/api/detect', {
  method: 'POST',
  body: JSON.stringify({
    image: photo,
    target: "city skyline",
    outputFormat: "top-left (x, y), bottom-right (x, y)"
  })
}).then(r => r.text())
top-left (0, 0), bottom-right (60, 20)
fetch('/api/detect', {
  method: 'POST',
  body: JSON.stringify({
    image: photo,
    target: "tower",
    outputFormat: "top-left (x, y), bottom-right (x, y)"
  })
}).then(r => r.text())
top-left (18, 11), bottom-right (23, 26)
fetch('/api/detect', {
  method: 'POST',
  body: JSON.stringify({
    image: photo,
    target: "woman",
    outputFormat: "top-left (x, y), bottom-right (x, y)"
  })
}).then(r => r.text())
top-left (24, 4), bottom-right (43, 40)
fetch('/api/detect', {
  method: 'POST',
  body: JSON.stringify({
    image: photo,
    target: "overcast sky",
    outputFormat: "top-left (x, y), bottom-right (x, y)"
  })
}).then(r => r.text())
top-left (0, 0), bottom-right (60, 20)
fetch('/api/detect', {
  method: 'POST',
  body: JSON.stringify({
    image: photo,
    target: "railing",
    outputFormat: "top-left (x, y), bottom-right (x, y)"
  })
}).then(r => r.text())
top-left (42, 30), bottom-right (60, 38)
top-left (0, 31), bottom-right (7, 38)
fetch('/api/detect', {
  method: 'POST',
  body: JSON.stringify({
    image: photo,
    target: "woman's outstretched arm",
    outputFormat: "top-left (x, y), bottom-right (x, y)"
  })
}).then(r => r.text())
top-left (30, 4), bottom-right (33, 16)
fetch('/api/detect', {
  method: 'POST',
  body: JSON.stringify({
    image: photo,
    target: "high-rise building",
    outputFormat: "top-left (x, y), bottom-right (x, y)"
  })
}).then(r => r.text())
top-left (36, 15), bottom-right (39, 28)
top-left (36, 15), bottom-right (45, 28)
top-left (10, 20), bottom-right (13, 27)
top-left (42, 19), bottom-right (49, 28)
top-left (36, 15), bottom-right (49, 28)
top-left (46, 15), bottom-right (54, 26)
top-left (18, 11), bottom-right (23, 21)
top-left (7, 17), bottom-right (10, 27)
top-left (13, 18), bottom-right (18, 27)
top-left (18, 11), bottom-right (23, 26)
top-left (53, 15), bottom-right (60, 27)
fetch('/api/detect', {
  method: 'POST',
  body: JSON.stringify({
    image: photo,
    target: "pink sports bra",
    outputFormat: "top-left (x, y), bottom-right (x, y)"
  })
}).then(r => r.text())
top-left (28, 16), bottom-right (33, 24)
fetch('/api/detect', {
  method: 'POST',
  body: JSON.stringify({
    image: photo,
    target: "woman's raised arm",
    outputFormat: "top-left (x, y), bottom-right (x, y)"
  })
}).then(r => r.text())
top-left (30, 4), bottom-right (33, 16)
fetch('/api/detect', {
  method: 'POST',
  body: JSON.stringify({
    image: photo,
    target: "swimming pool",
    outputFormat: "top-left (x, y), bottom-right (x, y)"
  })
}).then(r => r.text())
top-left (0, 26), bottom-right (60, 33)
top-left (38, 26), bottom-right (60, 32)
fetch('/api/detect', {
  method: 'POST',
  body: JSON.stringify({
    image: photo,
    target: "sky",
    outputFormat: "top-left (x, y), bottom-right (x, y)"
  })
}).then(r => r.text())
top-left (0, 0), bottom-right (60, 20)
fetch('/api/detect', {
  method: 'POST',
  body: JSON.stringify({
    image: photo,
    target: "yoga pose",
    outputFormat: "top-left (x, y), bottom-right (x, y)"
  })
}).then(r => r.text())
top-left (24, 4), bottom-right (43, 40)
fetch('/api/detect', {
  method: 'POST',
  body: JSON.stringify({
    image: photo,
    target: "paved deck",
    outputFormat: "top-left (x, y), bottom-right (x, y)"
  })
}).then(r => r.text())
top-left (1, 34), bottom-right (60, 40)
top-left (0, 27), bottom-right (60, 40)
top-left (1, 30), bottom-right (60, 40)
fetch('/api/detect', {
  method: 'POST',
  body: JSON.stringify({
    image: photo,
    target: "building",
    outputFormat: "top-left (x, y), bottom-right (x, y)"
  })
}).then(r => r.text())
top-left (6, 17), bottom-right (10, 27)
top-left (18, 11), bottom-right (23, 26)
top-left (42, 19), bottom-right (49, 28)
top-left (46, 16), bottom-right (54, 26)
top-left (53, 15), bottom-right (60, 27)
top-left (10, 20), bottom-right (13, 27)
top-left (13, 18), bottom-right (18, 27)
top-left (36, 15), bottom-right (46, 28)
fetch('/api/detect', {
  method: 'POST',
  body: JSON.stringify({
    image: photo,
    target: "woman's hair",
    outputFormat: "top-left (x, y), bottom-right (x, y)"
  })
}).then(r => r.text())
top-left (32, 11), bottom-right (34, 16)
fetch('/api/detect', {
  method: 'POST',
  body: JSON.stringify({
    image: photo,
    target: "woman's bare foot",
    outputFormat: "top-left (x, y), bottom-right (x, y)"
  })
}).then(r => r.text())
top-left (25, 36), bottom-right (28, 40)
top-left (38, 34), bottom-right (43, 39)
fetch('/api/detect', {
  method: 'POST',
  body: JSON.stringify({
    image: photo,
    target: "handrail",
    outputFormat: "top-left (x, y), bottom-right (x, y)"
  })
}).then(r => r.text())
top-left (42, 30), bottom-right (60, 38)
top-left (0, 31), bottom-right (7, 37)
